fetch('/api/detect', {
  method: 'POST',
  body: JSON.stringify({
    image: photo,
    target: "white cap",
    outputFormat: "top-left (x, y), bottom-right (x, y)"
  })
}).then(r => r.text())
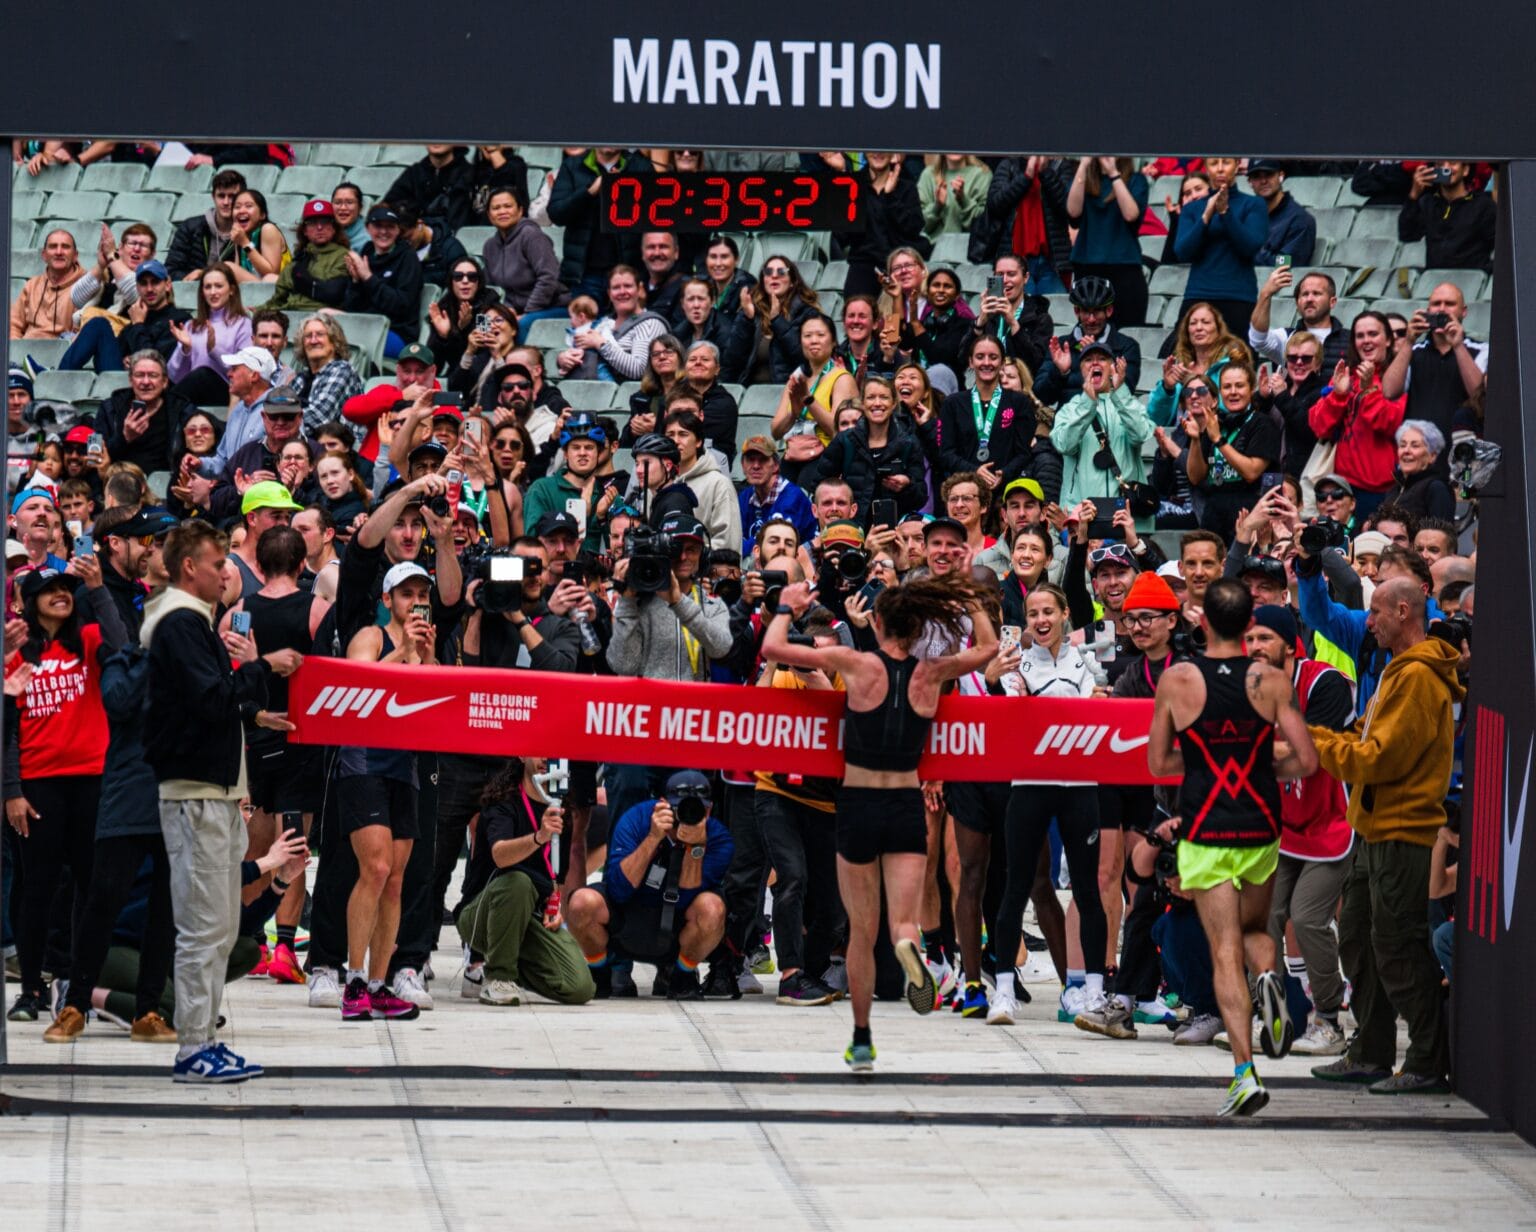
top-left (381, 561), bottom-right (431, 594)
top-left (1353, 530), bottom-right (1391, 558)
top-left (1156, 560), bottom-right (1184, 581)
top-left (220, 345), bottom-right (277, 381)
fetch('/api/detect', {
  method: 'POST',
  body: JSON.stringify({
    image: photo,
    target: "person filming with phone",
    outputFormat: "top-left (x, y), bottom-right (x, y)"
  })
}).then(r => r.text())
top-left (1051, 341), bottom-right (1155, 534)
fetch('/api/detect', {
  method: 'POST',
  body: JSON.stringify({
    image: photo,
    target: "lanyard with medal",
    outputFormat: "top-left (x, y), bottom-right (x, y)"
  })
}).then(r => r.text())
top-left (972, 387), bottom-right (1002, 463)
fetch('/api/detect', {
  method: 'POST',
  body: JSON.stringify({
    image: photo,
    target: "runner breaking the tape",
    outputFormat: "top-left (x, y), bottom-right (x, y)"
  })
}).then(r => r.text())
top-left (1148, 578), bottom-right (1318, 1116)
top-left (762, 574), bottom-right (997, 1076)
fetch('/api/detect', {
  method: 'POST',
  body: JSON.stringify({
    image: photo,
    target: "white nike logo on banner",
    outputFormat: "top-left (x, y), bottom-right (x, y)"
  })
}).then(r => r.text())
top-left (1109, 730), bottom-right (1150, 753)
top-left (1504, 736), bottom-right (1532, 931)
top-left (384, 694), bottom-right (455, 718)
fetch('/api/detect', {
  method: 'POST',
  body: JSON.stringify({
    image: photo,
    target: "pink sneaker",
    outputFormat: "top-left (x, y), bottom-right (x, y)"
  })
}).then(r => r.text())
top-left (368, 987), bottom-right (421, 1020)
top-left (267, 943), bottom-right (306, 985)
top-left (248, 944), bottom-right (272, 978)
top-left (341, 977), bottom-right (372, 1021)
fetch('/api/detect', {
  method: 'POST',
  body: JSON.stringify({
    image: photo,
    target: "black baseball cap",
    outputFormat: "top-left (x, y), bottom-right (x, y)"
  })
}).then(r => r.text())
top-left (658, 512), bottom-right (706, 543)
top-left (923, 515), bottom-right (967, 539)
top-left (18, 567), bottom-right (79, 603)
top-left (407, 439), bottom-right (448, 464)
top-left (1079, 339), bottom-right (1114, 360)
top-left (534, 510), bottom-right (581, 538)
top-left (113, 506), bottom-right (179, 539)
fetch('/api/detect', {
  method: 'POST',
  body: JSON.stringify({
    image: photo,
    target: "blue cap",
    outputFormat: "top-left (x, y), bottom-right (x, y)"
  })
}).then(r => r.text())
top-left (11, 487), bottom-right (56, 516)
top-left (135, 259), bottom-right (170, 282)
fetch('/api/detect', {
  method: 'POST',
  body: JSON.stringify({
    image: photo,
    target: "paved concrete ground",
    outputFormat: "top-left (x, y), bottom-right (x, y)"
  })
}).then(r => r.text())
top-left (3, 931), bottom-right (1535, 1229)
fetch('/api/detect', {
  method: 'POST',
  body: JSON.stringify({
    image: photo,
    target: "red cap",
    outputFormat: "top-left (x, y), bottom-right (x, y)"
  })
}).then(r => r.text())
top-left (302, 198), bottom-right (336, 220)
top-left (64, 425), bottom-right (94, 445)
top-left (431, 406), bottom-right (465, 424)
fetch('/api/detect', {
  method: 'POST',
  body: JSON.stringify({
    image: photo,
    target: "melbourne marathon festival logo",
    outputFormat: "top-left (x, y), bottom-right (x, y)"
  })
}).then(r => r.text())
top-left (1468, 705), bottom-right (1531, 943)
top-left (613, 38), bottom-right (941, 109)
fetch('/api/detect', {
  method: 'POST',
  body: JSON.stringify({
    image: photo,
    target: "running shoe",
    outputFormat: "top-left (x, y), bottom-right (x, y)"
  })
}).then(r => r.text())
top-left (894, 938), bottom-right (937, 1014)
top-left (1218, 1068), bottom-right (1269, 1117)
top-left (1368, 1070), bottom-right (1450, 1095)
top-left (844, 1041), bottom-right (876, 1075)
top-left (1173, 1013), bottom-right (1224, 1046)
top-left (926, 953), bottom-right (958, 1001)
top-left (820, 957), bottom-right (848, 995)
top-left (1017, 950), bottom-right (1057, 984)
top-left (737, 969), bottom-right (765, 995)
top-left (1134, 999), bottom-right (1181, 1029)
top-left (479, 978), bottom-right (522, 1006)
top-left (248, 944), bottom-right (272, 978)
top-left (369, 986), bottom-right (422, 1020)
top-left (267, 943), bottom-right (306, 985)
top-left (1255, 971), bottom-right (1294, 1059)
top-left (702, 961), bottom-right (743, 1000)
top-left (986, 987), bottom-right (1018, 1026)
top-left (1055, 983), bottom-right (1085, 1023)
top-left (776, 971), bottom-right (838, 1006)
top-left (461, 961), bottom-right (486, 999)
top-left (391, 967), bottom-right (434, 1010)
top-left (341, 977), bottom-right (373, 1021)
top-left (668, 968), bottom-right (704, 1001)
top-left (1291, 1018), bottom-right (1347, 1057)
top-left (1075, 994), bottom-right (1138, 1040)
top-left (172, 1045), bottom-right (249, 1084)
top-left (308, 966), bottom-right (341, 1009)
top-left (1213, 1020), bottom-right (1260, 1052)
top-left (1311, 1056), bottom-right (1392, 1084)
top-left (749, 944), bottom-right (776, 976)
top-left (44, 1005), bottom-right (86, 1043)
top-left (213, 1042), bottom-right (263, 1078)
top-left (7, 989), bottom-right (44, 1021)
top-left (960, 982), bottom-right (989, 1019)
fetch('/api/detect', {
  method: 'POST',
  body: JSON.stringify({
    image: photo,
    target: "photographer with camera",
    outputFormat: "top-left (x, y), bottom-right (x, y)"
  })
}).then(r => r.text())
top-left (1379, 282), bottom-right (1488, 442)
top-left (604, 511), bottom-right (732, 825)
top-left (1306, 578), bottom-right (1463, 1094)
top-left (566, 771), bottom-right (733, 1001)
top-left (1397, 163), bottom-right (1496, 273)
top-left (454, 757), bottom-right (595, 1007)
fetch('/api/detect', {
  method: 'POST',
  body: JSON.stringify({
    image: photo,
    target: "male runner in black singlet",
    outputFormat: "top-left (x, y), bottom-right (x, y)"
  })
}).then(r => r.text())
top-left (1149, 579), bottom-right (1317, 1116)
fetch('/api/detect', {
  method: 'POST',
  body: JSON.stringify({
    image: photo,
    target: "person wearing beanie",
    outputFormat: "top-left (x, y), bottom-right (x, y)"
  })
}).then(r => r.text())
top-left (1243, 603), bottom-right (1356, 1060)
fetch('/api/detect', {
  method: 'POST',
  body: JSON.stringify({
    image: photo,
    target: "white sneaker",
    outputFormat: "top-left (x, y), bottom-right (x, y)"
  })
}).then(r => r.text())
top-left (392, 967), bottom-right (434, 1010)
top-left (1018, 950), bottom-right (1056, 984)
top-left (307, 966), bottom-right (341, 1009)
top-left (1173, 1012), bottom-right (1224, 1046)
top-left (986, 988), bottom-right (1018, 1026)
top-left (821, 958), bottom-right (848, 994)
top-left (423, 959), bottom-right (436, 983)
top-left (1056, 983), bottom-right (1086, 1022)
top-left (737, 969), bottom-right (764, 995)
top-left (1291, 1017), bottom-right (1347, 1056)
top-left (479, 978), bottom-right (522, 1006)
top-left (460, 962), bottom-right (485, 999)
top-left (926, 954), bottom-right (958, 1000)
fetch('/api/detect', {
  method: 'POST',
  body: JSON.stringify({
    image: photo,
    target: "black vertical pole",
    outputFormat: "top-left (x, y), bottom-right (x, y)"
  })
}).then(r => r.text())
top-left (1454, 160), bottom-right (1536, 1135)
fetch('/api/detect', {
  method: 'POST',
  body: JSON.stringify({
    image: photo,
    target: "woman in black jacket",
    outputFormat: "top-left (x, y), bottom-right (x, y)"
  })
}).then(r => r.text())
top-left (928, 334), bottom-right (1037, 487)
top-left (675, 278), bottom-right (752, 384)
top-left (909, 266), bottom-right (977, 375)
top-left (426, 257), bottom-right (500, 370)
top-left (1388, 420), bottom-right (1455, 520)
top-left (1262, 333), bottom-right (1327, 480)
top-left (801, 376), bottom-right (927, 525)
top-left (739, 255), bottom-right (822, 385)
top-left (1000, 523), bottom-right (1055, 629)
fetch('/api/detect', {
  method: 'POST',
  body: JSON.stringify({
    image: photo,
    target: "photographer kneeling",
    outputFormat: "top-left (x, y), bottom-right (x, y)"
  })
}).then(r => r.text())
top-left (455, 758), bottom-right (594, 1007)
top-left (566, 771), bottom-right (733, 1000)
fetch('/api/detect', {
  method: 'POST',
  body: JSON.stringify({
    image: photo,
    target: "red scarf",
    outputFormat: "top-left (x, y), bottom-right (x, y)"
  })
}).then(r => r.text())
top-left (1011, 179), bottom-right (1048, 259)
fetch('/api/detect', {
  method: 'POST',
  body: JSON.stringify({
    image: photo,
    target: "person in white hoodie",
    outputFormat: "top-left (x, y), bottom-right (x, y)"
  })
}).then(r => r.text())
top-left (987, 583), bottom-right (1120, 1036)
top-left (663, 401), bottom-right (741, 551)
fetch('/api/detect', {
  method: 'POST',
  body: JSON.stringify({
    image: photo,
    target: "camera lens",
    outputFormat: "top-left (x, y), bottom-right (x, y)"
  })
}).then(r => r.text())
top-left (428, 494), bottom-right (450, 518)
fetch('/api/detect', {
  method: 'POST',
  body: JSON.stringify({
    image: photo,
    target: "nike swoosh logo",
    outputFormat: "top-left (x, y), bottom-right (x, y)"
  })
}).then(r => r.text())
top-left (1109, 730), bottom-right (1149, 753)
top-left (1504, 736), bottom-right (1532, 931)
top-left (384, 694), bottom-right (455, 719)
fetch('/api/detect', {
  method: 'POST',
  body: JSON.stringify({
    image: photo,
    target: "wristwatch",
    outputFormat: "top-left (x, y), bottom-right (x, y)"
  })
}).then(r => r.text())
top-left (688, 845), bottom-right (705, 860)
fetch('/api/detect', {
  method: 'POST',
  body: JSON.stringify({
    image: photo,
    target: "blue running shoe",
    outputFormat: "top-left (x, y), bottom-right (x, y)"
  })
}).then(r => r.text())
top-left (960, 982), bottom-right (989, 1018)
top-left (172, 1045), bottom-right (249, 1084)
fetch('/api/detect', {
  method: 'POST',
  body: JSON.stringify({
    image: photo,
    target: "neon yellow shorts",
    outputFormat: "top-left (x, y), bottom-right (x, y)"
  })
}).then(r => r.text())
top-left (1177, 840), bottom-right (1279, 892)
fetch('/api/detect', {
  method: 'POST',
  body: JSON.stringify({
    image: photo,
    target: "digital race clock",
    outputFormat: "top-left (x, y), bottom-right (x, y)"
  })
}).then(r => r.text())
top-left (601, 172), bottom-right (865, 233)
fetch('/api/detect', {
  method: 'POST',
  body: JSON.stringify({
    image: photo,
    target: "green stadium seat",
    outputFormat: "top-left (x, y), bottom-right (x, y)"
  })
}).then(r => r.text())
top-left (1287, 179), bottom-right (1341, 210)
top-left (614, 381), bottom-right (642, 407)
top-left (222, 164), bottom-right (280, 195)
top-left (310, 143), bottom-right (380, 169)
top-left (557, 380), bottom-right (619, 410)
top-left (43, 191), bottom-right (112, 221)
top-left (1142, 294), bottom-right (1169, 325)
top-left (739, 385), bottom-right (782, 416)
top-left (277, 166), bottom-right (347, 199)
top-left (298, 311), bottom-right (390, 376)
top-left (78, 163), bottom-right (149, 194)
top-left (1044, 294), bottom-right (1072, 324)
top-left (819, 291), bottom-right (843, 320)
top-left (1123, 327), bottom-right (1166, 358)
top-left (10, 248), bottom-right (43, 279)
top-left (33, 370), bottom-right (96, 403)
top-left (264, 194), bottom-right (305, 231)
top-left (375, 145), bottom-right (421, 166)
top-left (1413, 269), bottom-right (1487, 299)
top-left (1396, 240), bottom-right (1426, 268)
top-left (12, 191), bottom-right (45, 223)
top-left (815, 260), bottom-right (847, 291)
top-left (241, 283), bottom-right (276, 308)
top-left (930, 233), bottom-right (969, 264)
top-left (9, 338), bottom-right (70, 370)
top-left (94, 372), bottom-right (131, 398)
top-left (108, 191), bottom-right (179, 223)
top-left (1465, 300), bottom-right (1492, 336)
top-left (456, 226), bottom-right (496, 254)
top-left (1329, 237), bottom-right (1401, 272)
top-left (1139, 235), bottom-right (1165, 263)
top-left (519, 146), bottom-right (563, 171)
top-left (345, 166), bottom-right (400, 202)
top-left (1149, 264), bottom-right (1189, 297)
top-left (1347, 208), bottom-right (1399, 240)
top-left (1310, 207), bottom-right (1358, 240)
top-left (797, 260), bottom-right (823, 290)
top-left (36, 221), bottom-right (97, 255)
top-left (525, 318), bottom-right (567, 349)
top-left (145, 163), bottom-right (213, 195)
top-left (955, 263), bottom-right (991, 294)
top-left (13, 162), bottom-right (80, 192)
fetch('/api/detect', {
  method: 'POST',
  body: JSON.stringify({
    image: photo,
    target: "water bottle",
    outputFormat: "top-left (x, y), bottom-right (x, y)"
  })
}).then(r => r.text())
top-left (573, 609), bottom-right (601, 655)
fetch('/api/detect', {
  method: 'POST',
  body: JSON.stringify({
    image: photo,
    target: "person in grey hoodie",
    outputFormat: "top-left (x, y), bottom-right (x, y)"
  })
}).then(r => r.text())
top-left (481, 184), bottom-right (564, 315)
top-left (662, 402), bottom-right (742, 551)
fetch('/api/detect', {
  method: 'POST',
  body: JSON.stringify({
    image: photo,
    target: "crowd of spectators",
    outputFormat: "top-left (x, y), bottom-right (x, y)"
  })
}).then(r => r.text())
top-left (1, 141), bottom-right (1481, 1091)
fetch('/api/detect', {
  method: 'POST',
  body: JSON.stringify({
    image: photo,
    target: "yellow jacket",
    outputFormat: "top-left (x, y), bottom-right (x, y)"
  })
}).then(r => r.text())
top-left (1309, 636), bottom-right (1465, 846)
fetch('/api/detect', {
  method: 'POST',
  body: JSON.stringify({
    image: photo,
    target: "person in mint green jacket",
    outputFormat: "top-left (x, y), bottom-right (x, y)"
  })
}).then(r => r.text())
top-left (1050, 342), bottom-right (1154, 532)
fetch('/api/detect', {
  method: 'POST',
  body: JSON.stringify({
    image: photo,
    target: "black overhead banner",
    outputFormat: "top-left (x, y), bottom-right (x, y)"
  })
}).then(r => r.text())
top-left (0, 2), bottom-right (1535, 158)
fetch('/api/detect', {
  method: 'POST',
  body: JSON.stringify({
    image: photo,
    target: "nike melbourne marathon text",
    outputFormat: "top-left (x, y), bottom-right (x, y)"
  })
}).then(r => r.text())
top-left (468, 691), bottom-right (540, 730)
top-left (612, 39), bottom-right (940, 110)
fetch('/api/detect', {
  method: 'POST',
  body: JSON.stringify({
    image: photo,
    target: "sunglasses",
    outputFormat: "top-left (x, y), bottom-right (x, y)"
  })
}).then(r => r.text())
top-left (62, 443), bottom-right (87, 455)
top-left (1089, 543), bottom-right (1135, 567)
top-left (1184, 386), bottom-right (1211, 399)
top-left (451, 271), bottom-right (480, 281)
top-left (763, 266), bottom-right (790, 277)
top-left (492, 438), bottom-right (524, 451)
top-left (500, 381), bottom-right (532, 392)
top-left (1315, 489), bottom-right (1348, 502)
top-left (1286, 354), bottom-right (1317, 365)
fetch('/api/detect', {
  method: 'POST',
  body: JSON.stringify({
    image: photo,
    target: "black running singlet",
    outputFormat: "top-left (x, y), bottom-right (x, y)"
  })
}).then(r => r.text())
top-left (244, 590), bottom-right (313, 715)
top-left (1175, 656), bottom-right (1283, 847)
top-left (843, 650), bottom-right (931, 773)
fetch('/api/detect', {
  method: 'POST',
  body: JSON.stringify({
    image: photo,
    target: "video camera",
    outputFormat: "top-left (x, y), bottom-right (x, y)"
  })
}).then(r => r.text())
top-left (1141, 822), bottom-right (1181, 885)
top-left (623, 524), bottom-right (680, 595)
top-left (467, 548), bottom-right (526, 613)
top-left (1450, 437), bottom-right (1502, 496)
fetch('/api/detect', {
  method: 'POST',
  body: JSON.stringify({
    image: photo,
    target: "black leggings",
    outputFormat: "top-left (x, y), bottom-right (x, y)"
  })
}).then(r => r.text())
top-left (65, 832), bottom-right (175, 1020)
top-left (998, 785), bottom-right (1107, 979)
top-left (16, 775), bottom-right (101, 994)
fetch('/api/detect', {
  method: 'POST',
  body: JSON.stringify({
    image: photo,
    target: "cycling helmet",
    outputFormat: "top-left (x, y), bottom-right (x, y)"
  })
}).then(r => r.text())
top-left (631, 432), bottom-right (681, 464)
top-left (1069, 275), bottom-right (1116, 310)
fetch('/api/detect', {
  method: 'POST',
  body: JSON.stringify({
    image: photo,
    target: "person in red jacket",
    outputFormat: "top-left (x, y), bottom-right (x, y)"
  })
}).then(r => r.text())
top-left (339, 342), bottom-right (442, 464)
top-left (3, 557), bottom-right (128, 1021)
top-left (1308, 312), bottom-right (1405, 520)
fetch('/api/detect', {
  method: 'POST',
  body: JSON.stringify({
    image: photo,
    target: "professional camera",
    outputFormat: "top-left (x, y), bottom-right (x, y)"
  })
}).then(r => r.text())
top-left (1299, 516), bottom-right (1347, 554)
top-left (622, 524), bottom-right (679, 595)
top-left (468, 549), bottom-right (525, 613)
top-left (817, 544), bottom-right (869, 590)
top-left (665, 770), bottom-right (713, 828)
top-left (1141, 822), bottom-right (1181, 885)
top-left (1450, 437), bottom-right (1502, 495)
top-left (1429, 613), bottom-right (1472, 652)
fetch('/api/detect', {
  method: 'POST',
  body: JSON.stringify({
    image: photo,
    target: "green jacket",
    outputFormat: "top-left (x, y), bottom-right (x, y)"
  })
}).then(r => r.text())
top-left (523, 471), bottom-right (603, 553)
top-left (269, 241), bottom-right (352, 313)
top-left (1050, 385), bottom-right (1154, 530)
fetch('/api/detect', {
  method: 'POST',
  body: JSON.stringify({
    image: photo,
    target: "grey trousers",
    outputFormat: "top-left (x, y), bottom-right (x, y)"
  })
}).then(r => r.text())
top-left (1268, 850), bottom-right (1351, 1017)
top-left (159, 797), bottom-right (245, 1048)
